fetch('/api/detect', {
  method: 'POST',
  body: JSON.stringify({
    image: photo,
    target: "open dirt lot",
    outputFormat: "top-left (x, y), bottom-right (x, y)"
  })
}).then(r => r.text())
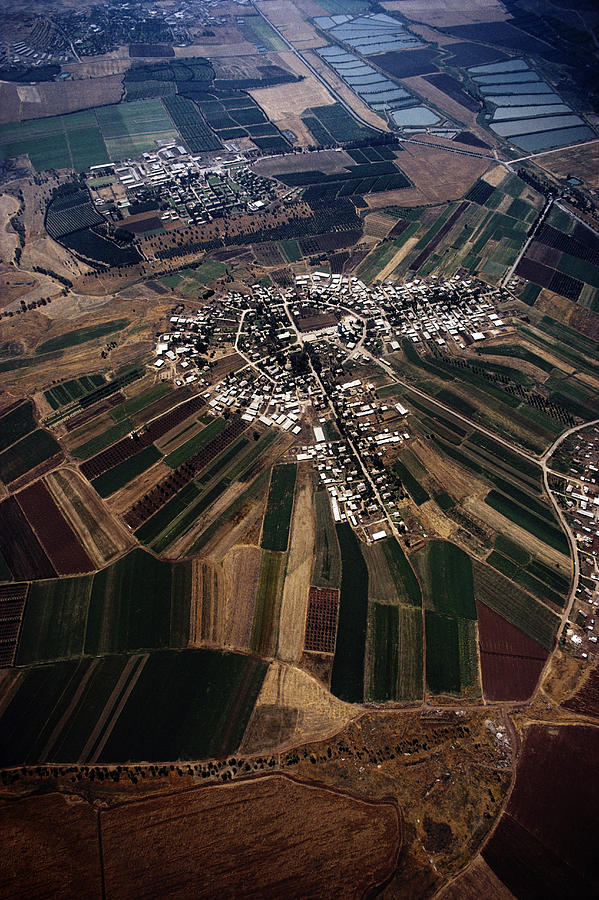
top-left (536, 142), bottom-right (599, 189)
top-left (383, 0), bottom-right (509, 27)
top-left (366, 143), bottom-right (491, 207)
top-left (277, 467), bottom-right (314, 662)
top-left (241, 660), bottom-right (355, 753)
top-left (257, 0), bottom-right (326, 49)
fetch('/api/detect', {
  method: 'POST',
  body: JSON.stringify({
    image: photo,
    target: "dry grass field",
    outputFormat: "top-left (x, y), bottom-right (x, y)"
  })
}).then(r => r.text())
top-left (241, 661), bottom-right (355, 752)
top-left (366, 144), bottom-right (491, 208)
top-left (537, 143), bottom-right (599, 189)
top-left (277, 468), bottom-right (314, 662)
top-left (253, 149), bottom-right (353, 178)
top-left (46, 467), bottom-right (134, 567)
top-left (383, 0), bottom-right (509, 27)
top-left (8, 77), bottom-right (124, 121)
top-left (256, 0), bottom-right (326, 49)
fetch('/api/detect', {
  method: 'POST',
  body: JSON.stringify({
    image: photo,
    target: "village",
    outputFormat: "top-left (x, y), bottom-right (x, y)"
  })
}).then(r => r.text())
top-left (87, 149), bottom-right (279, 230)
top-left (552, 425), bottom-right (599, 660)
top-left (151, 273), bottom-right (513, 543)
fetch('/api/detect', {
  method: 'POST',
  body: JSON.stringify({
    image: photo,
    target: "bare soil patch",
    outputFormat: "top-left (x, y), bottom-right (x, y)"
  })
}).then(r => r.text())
top-left (384, 0), bottom-right (509, 27)
top-left (241, 660), bottom-right (354, 753)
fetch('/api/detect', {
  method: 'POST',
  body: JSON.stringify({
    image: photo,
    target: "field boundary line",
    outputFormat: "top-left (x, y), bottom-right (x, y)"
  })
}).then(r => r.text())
top-left (88, 653), bottom-right (149, 764)
top-left (39, 658), bottom-right (99, 763)
top-left (78, 653), bottom-right (144, 763)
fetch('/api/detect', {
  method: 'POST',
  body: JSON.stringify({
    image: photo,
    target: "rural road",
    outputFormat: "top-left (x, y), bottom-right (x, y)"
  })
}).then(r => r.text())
top-left (540, 417), bottom-right (599, 640)
top-left (250, 1), bottom-right (385, 134)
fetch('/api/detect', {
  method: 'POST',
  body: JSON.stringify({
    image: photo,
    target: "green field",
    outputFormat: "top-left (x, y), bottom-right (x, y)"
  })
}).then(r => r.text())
top-left (163, 418), bottom-right (226, 469)
top-left (415, 540), bottom-right (476, 619)
top-left (367, 602), bottom-right (424, 703)
top-left (84, 549), bottom-right (191, 655)
top-left (36, 319), bottom-right (130, 354)
top-left (110, 383), bottom-right (172, 422)
top-left (96, 99), bottom-right (179, 159)
top-left (240, 14), bottom-right (288, 50)
top-left (368, 603), bottom-right (398, 702)
top-left (261, 463), bottom-right (297, 552)
top-left (0, 401), bottom-right (36, 452)
top-left (425, 611), bottom-right (479, 696)
top-left (393, 458), bottom-right (430, 505)
top-left (72, 420), bottom-right (133, 460)
top-left (485, 490), bottom-right (569, 554)
top-left (91, 444), bottom-right (162, 497)
top-left (0, 650), bottom-right (267, 765)
top-left (0, 428), bottom-right (61, 484)
top-left (382, 539), bottom-right (422, 606)
top-left (398, 606), bottom-right (423, 700)
top-left (0, 109), bottom-right (110, 172)
top-left (312, 490), bottom-right (342, 588)
top-left (487, 551), bottom-right (566, 609)
top-left (330, 524), bottom-right (369, 703)
top-left (251, 550), bottom-right (286, 658)
top-left (16, 577), bottom-right (92, 665)
top-left (0, 100), bottom-right (183, 172)
top-left (44, 374), bottom-right (106, 410)
top-left (98, 649), bottom-right (268, 762)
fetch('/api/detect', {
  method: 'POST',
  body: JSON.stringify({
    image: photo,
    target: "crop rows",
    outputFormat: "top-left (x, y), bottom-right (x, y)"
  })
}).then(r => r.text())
top-left (15, 481), bottom-right (94, 575)
top-left (0, 583), bottom-right (28, 667)
top-left (124, 418), bottom-right (247, 529)
top-left (304, 587), bottom-right (339, 653)
top-left (80, 395), bottom-right (204, 479)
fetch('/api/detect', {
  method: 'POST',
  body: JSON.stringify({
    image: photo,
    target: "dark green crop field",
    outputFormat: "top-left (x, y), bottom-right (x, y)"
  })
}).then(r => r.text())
top-left (261, 463), bottom-right (297, 552)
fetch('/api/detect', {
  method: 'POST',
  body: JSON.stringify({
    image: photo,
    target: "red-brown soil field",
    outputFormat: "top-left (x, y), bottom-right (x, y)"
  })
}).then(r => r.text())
top-left (476, 601), bottom-right (548, 701)
top-left (15, 480), bottom-right (93, 575)
top-left (562, 661), bottom-right (599, 719)
top-left (0, 793), bottom-right (102, 900)
top-left (483, 724), bottom-right (599, 897)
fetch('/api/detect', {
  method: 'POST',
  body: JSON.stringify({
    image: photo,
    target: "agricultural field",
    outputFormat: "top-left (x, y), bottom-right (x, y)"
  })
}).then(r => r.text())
top-left (0, 648), bottom-right (267, 766)
top-left (330, 524), bottom-right (369, 703)
top-left (0, 428), bottom-right (61, 486)
top-left (261, 463), bottom-right (297, 552)
top-left (0, 100), bottom-right (182, 171)
top-left (413, 541), bottom-right (479, 697)
top-left (483, 725), bottom-right (599, 897)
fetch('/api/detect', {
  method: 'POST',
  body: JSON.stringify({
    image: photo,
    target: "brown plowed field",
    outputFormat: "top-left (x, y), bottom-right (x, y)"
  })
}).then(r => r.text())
top-left (304, 587), bottom-right (339, 654)
top-left (15, 480), bottom-right (94, 575)
top-left (562, 661), bottom-right (599, 719)
top-left (436, 855), bottom-right (515, 899)
top-left (483, 724), bottom-right (599, 897)
top-left (476, 600), bottom-right (548, 702)
top-left (0, 793), bottom-right (102, 900)
top-left (100, 774), bottom-right (399, 899)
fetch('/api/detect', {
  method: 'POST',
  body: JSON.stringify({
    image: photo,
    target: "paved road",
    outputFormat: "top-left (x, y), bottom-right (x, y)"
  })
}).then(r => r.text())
top-left (250, 2), bottom-right (384, 134)
top-left (501, 196), bottom-right (553, 288)
top-left (540, 417), bottom-right (599, 640)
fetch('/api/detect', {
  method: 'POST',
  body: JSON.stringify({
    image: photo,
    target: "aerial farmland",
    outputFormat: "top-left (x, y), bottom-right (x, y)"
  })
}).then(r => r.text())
top-left (1, 0), bottom-right (599, 896)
